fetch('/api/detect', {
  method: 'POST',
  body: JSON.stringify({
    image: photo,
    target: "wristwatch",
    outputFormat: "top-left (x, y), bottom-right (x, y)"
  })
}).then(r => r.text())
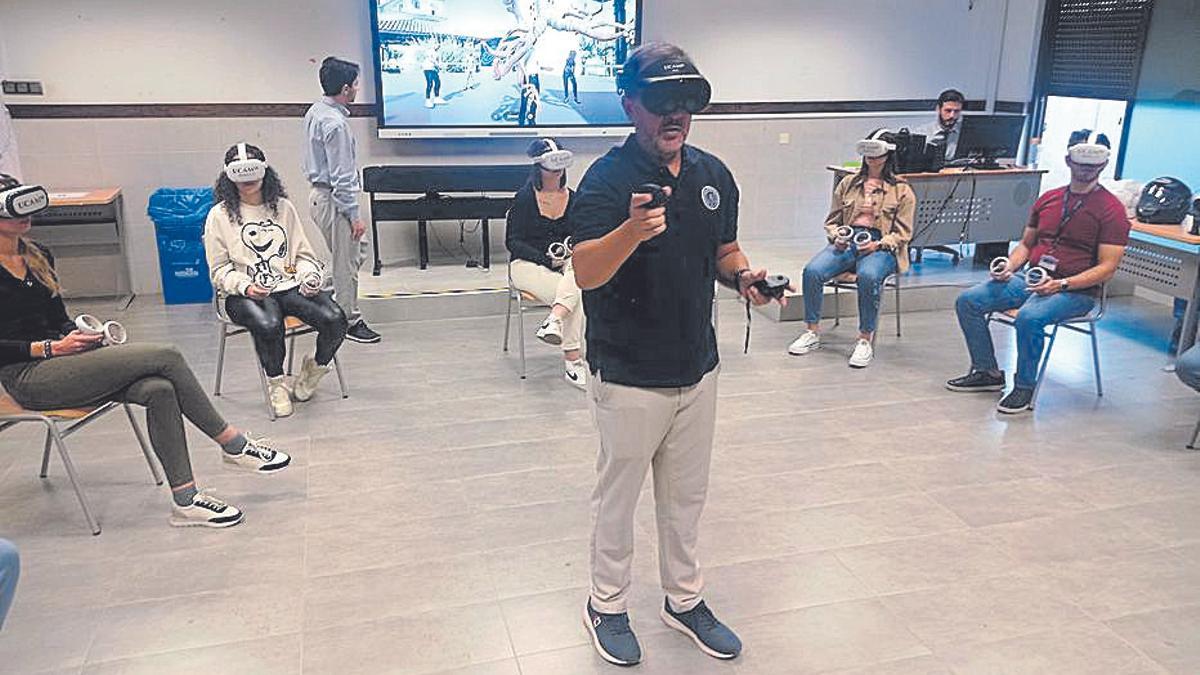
top-left (1059, 278), bottom-right (1070, 292)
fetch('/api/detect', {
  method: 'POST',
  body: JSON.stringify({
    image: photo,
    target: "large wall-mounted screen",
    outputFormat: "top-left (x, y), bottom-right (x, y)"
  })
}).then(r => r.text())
top-left (371, 0), bottom-right (641, 138)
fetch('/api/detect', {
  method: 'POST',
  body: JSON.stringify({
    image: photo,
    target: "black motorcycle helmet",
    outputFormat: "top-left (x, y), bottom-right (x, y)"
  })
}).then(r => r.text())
top-left (1137, 177), bottom-right (1193, 224)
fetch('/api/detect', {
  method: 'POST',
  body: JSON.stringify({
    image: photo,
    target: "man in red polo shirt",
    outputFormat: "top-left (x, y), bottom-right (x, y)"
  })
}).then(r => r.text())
top-left (946, 129), bottom-right (1131, 414)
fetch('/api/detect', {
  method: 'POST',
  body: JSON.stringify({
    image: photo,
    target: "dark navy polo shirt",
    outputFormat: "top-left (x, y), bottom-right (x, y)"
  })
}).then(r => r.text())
top-left (572, 134), bottom-right (739, 388)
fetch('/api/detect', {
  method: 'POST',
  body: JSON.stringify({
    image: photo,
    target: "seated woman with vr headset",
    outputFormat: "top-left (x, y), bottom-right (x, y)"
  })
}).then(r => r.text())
top-left (0, 173), bottom-right (290, 529)
top-left (204, 143), bottom-right (348, 418)
top-left (505, 138), bottom-right (587, 389)
top-left (788, 129), bottom-right (915, 368)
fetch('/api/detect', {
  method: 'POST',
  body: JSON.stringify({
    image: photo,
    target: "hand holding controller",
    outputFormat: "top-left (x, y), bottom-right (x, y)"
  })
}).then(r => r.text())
top-left (75, 314), bottom-right (128, 346)
top-left (625, 184), bottom-right (672, 243)
top-left (752, 274), bottom-right (791, 301)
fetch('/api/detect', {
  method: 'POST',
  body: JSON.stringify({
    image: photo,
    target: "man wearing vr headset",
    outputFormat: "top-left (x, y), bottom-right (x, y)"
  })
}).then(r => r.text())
top-left (570, 42), bottom-right (785, 666)
top-left (947, 130), bottom-right (1130, 414)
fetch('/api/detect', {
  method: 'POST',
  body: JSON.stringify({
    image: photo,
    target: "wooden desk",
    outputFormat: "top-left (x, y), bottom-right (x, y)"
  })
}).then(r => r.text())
top-left (826, 166), bottom-right (1047, 251)
top-left (31, 187), bottom-right (132, 304)
top-left (1116, 219), bottom-right (1200, 357)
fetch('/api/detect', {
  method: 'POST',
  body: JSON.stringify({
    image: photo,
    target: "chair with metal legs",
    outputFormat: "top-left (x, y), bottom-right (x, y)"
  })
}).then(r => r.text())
top-left (212, 296), bottom-right (349, 421)
top-left (829, 272), bottom-right (903, 338)
top-left (0, 392), bottom-right (162, 535)
top-left (502, 270), bottom-right (551, 380)
top-left (987, 284), bottom-right (1108, 408)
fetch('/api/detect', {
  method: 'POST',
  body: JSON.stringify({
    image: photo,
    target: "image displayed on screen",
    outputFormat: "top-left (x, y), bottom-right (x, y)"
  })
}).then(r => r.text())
top-left (374, 0), bottom-right (639, 129)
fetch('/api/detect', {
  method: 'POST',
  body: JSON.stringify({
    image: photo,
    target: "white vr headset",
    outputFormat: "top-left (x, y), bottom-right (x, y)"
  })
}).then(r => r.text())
top-left (224, 142), bottom-right (268, 183)
top-left (855, 129), bottom-right (896, 159)
top-left (532, 139), bottom-right (574, 171)
top-left (1067, 131), bottom-right (1111, 166)
top-left (0, 184), bottom-right (50, 219)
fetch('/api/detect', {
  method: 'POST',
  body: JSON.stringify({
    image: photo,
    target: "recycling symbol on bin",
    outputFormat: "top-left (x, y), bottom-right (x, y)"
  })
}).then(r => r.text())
top-left (241, 221), bottom-right (289, 290)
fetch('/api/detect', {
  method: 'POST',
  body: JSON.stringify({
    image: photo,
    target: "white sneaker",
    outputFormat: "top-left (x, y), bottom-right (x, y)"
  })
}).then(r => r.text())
top-left (169, 492), bottom-right (244, 528)
top-left (222, 436), bottom-right (292, 474)
top-left (565, 358), bottom-right (587, 390)
top-left (848, 339), bottom-right (874, 368)
top-left (424, 98), bottom-right (434, 108)
top-left (787, 330), bottom-right (820, 355)
top-left (434, 96), bottom-right (447, 105)
top-left (267, 376), bottom-right (293, 417)
top-left (292, 356), bottom-right (332, 402)
top-left (536, 314), bottom-right (564, 346)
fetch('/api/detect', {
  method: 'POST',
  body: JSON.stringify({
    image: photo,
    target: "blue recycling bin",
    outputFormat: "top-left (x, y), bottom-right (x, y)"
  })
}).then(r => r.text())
top-left (148, 188), bottom-right (214, 305)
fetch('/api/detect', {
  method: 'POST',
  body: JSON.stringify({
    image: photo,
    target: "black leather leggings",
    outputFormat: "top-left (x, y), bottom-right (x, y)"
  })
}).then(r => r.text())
top-left (225, 287), bottom-right (347, 377)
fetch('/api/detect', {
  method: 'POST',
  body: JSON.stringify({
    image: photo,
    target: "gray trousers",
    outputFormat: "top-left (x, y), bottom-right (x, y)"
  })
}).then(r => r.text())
top-left (310, 186), bottom-right (366, 323)
top-left (1, 344), bottom-right (228, 488)
top-left (588, 367), bottom-right (718, 614)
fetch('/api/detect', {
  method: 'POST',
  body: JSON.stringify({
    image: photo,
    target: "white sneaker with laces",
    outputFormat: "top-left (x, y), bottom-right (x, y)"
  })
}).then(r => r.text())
top-left (292, 356), bottom-right (332, 402)
top-left (267, 376), bottom-right (293, 418)
top-left (536, 314), bottom-right (564, 346)
top-left (434, 96), bottom-right (447, 105)
top-left (565, 358), bottom-right (587, 390)
top-left (848, 339), bottom-right (874, 368)
top-left (424, 98), bottom-right (434, 108)
top-left (169, 492), bottom-right (244, 528)
top-left (787, 330), bottom-right (820, 355)
top-left (223, 436), bottom-right (292, 474)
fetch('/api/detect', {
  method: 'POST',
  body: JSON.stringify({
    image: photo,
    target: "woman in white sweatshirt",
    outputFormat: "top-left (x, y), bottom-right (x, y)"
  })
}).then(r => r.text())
top-left (203, 143), bottom-right (348, 418)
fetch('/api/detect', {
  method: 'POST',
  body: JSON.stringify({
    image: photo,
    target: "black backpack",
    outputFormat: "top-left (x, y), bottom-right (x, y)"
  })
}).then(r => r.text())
top-left (1137, 177), bottom-right (1193, 224)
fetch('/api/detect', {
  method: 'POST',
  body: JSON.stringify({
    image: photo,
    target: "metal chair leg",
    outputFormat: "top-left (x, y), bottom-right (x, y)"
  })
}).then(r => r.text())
top-left (894, 278), bottom-right (902, 338)
top-left (333, 354), bottom-right (349, 399)
top-left (1031, 326), bottom-right (1059, 408)
top-left (214, 326), bottom-right (228, 396)
top-left (47, 423), bottom-right (100, 535)
top-left (503, 290), bottom-right (514, 352)
top-left (517, 295), bottom-right (527, 379)
top-left (1089, 326), bottom-right (1103, 397)
top-left (124, 404), bottom-right (163, 486)
top-left (833, 284), bottom-right (841, 328)
top-left (39, 429), bottom-right (52, 477)
top-left (287, 333), bottom-right (297, 376)
top-left (1188, 415), bottom-right (1200, 449)
top-left (258, 364), bottom-right (276, 422)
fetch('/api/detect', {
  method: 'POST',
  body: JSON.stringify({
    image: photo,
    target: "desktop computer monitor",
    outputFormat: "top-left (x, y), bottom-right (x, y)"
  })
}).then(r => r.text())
top-left (953, 115), bottom-right (1026, 166)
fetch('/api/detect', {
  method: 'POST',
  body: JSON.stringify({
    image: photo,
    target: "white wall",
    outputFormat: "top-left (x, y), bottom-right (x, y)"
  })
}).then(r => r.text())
top-left (0, 0), bottom-right (1043, 295)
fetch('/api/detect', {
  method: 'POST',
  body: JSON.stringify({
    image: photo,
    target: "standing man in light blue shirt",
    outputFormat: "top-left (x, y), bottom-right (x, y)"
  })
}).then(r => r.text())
top-left (303, 56), bottom-right (381, 344)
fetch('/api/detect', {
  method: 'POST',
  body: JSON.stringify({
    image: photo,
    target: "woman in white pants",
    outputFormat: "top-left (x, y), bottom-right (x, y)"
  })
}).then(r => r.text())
top-left (506, 139), bottom-right (586, 389)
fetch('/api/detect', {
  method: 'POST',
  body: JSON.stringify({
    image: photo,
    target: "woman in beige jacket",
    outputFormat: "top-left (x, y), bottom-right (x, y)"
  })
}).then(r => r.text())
top-left (787, 129), bottom-right (915, 368)
top-left (203, 143), bottom-right (347, 417)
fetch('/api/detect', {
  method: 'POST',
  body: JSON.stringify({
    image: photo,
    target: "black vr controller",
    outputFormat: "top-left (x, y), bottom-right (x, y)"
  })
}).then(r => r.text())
top-left (636, 183), bottom-right (668, 209)
top-left (752, 274), bottom-right (790, 300)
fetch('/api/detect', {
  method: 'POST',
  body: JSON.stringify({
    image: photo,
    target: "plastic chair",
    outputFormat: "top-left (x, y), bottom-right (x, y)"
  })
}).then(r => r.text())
top-left (0, 392), bottom-right (161, 535)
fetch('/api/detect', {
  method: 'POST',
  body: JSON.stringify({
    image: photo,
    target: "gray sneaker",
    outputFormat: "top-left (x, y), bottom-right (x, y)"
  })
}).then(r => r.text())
top-left (660, 598), bottom-right (742, 660)
top-left (584, 600), bottom-right (641, 666)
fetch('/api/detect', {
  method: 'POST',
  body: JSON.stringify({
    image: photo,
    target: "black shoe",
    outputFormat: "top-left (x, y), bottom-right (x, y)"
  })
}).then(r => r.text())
top-left (946, 370), bottom-right (1005, 392)
top-left (345, 321), bottom-right (381, 344)
top-left (997, 387), bottom-right (1034, 414)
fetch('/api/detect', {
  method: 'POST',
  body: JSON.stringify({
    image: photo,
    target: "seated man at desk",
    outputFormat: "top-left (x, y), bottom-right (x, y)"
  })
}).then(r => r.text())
top-left (916, 88), bottom-right (965, 160)
top-left (946, 130), bottom-right (1130, 414)
top-left (505, 138), bottom-right (587, 390)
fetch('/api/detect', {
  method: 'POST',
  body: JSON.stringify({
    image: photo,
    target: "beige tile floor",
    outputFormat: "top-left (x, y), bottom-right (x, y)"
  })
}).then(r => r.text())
top-left (0, 289), bottom-right (1197, 674)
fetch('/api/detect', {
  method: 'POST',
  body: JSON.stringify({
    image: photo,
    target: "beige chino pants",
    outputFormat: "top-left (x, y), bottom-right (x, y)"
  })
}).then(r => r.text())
top-left (587, 366), bottom-right (718, 614)
top-left (509, 259), bottom-right (584, 352)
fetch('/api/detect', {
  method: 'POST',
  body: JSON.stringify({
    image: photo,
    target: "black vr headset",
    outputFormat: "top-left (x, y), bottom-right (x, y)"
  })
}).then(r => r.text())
top-left (0, 184), bottom-right (50, 219)
top-left (617, 57), bottom-right (712, 115)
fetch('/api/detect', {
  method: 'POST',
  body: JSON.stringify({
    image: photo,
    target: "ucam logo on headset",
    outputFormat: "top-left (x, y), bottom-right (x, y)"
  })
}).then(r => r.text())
top-left (13, 191), bottom-right (47, 213)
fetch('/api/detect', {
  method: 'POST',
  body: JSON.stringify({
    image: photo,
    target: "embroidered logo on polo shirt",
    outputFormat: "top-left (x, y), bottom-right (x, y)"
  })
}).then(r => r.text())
top-left (701, 185), bottom-right (720, 211)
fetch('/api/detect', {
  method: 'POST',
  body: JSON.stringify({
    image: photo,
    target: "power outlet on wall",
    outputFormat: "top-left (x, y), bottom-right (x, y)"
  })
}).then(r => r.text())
top-left (1, 80), bottom-right (44, 95)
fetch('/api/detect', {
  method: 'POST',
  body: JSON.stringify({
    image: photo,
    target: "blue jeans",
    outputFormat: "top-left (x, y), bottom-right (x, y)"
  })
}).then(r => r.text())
top-left (0, 539), bottom-right (17, 630)
top-left (955, 275), bottom-right (1096, 389)
top-left (1177, 344), bottom-right (1200, 392)
top-left (802, 245), bottom-right (897, 334)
